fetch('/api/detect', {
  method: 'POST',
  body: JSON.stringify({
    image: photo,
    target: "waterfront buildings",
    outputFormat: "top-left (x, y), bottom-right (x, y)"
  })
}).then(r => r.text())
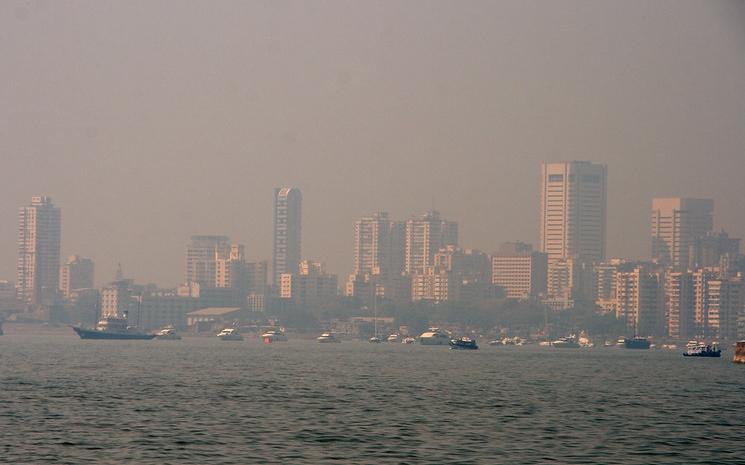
top-left (614, 265), bottom-right (663, 336)
top-left (59, 255), bottom-right (94, 298)
top-left (16, 196), bottom-right (62, 305)
top-left (651, 198), bottom-right (714, 271)
top-left (491, 242), bottom-right (548, 299)
top-left (272, 187), bottom-right (302, 290)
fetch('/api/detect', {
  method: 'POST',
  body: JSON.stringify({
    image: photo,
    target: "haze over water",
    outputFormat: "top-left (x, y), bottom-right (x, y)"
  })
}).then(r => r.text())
top-left (2, 1), bottom-right (745, 285)
top-left (2, 335), bottom-right (744, 465)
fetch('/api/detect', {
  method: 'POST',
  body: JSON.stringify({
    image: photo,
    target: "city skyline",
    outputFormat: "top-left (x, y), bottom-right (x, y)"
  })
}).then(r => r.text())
top-left (2, 1), bottom-right (745, 287)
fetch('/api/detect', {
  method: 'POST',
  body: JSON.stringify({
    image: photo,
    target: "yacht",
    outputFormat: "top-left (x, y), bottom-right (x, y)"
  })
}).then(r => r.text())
top-left (261, 329), bottom-right (288, 343)
top-left (419, 328), bottom-right (451, 345)
top-left (401, 336), bottom-right (416, 344)
top-left (317, 332), bottom-right (341, 343)
top-left (155, 326), bottom-right (181, 340)
top-left (551, 336), bottom-right (580, 348)
top-left (369, 336), bottom-right (382, 343)
top-left (72, 317), bottom-right (155, 340)
top-left (387, 334), bottom-right (401, 343)
top-left (217, 328), bottom-right (243, 341)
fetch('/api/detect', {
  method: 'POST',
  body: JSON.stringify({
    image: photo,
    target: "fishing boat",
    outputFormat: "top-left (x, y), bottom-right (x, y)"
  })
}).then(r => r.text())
top-left (72, 317), bottom-right (155, 340)
top-left (683, 343), bottom-right (721, 358)
top-left (449, 337), bottom-right (479, 350)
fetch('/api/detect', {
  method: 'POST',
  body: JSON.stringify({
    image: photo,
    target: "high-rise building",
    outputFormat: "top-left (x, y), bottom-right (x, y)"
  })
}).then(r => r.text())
top-left (353, 212), bottom-right (405, 277)
top-left (272, 187), bottom-right (302, 290)
top-left (614, 266), bottom-right (663, 336)
top-left (404, 210), bottom-right (458, 274)
top-left (491, 242), bottom-right (548, 299)
top-left (17, 196), bottom-right (62, 305)
top-left (185, 235), bottom-right (231, 288)
top-left (688, 230), bottom-right (740, 270)
top-left (665, 271), bottom-right (694, 339)
top-left (651, 198), bottom-right (714, 271)
top-left (59, 255), bottom-right (94, 298)
top-left (540, 161), bottom-right (607, 265)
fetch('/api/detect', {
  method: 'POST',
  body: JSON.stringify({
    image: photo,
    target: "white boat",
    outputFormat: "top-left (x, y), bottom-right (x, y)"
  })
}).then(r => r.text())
top-left (401, 336), bottom-right (416, 344)
top-left (387, 334), bottom-right (400, 343)
top-left (317, 332), bottom-right (341, 343)
top-left (217, 328), bottom-right (243, 341)
top-left (551, 336), bottom-right (580, 348)
top-left (261, 329), bottom-right (287, 343)
top-left (419, 328), bottom-right (451, 345)
top-left (155, 326), bottom-right (181, 340)
top-left (369, 336), bottom-right (382, 343)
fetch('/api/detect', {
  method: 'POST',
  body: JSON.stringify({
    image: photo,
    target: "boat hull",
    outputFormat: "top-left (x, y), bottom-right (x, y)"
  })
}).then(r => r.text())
top-left (73, 326), bottom-right (156, 340)
top-left (624, 338), bottom-right (650, 349)
top-left (683, 352), bottom-right (721, 358)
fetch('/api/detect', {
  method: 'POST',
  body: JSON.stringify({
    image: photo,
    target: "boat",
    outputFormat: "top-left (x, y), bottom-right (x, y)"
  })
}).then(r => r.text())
top-left (72, 317), bottom-right (156, 340)
top-left (551, 336), bottom-right (580, 348)
top-left (623, 337), bottom-right (651, 349)
top-left (401, 336), bottom-right (416, 344)
top-left (419, 327), bottom-right (451, 345)
top-left (317, 332), bottom-right (341, 343)
top-left (488, 339), bottom-right (502, 346)
top-left (449, 337), bottom-right (479, 350)
top-left (155, 326), bottom-right (181, 340)
top-left (683, 343), bottom-right (721, 357)
top-left (387, 334), bottom-right (400, 343)
top-left (261, 329), bottom-right (287, 343)
top-left (369, 336), bottom-right (382, 343)
top-left (217, 328), bottom-right (243, 341)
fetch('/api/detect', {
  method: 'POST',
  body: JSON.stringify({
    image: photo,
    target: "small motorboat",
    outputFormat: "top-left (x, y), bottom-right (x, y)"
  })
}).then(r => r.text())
top-left (551, 336), bottom-right (580, 348)
top-left (369, 336), bottom-right (382, 343)
top-left (317, 332), bottom-right (341, 343)
top-left (261, 329), bottom-right (288, 343)
top-left (155, 326), bottom-right (181, 340)
top-left (449, 337), bottom-right (479, 350)
top-left (217, 328), bottom-right (243, 341)
top-left (387, 334), bottom-right (400, 343)
top-left (401, 336), bottom-right (416, 344)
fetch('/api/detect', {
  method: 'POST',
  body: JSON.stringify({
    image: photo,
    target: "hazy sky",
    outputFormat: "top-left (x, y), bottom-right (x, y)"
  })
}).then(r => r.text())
top-left (2, 0), bottom-right (744, 287)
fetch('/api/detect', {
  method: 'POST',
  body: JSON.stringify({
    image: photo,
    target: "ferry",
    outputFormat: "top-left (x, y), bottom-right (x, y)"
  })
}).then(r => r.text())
top-left (683, 343), bottom-right (721, 358)
top-left (449, 337), bottom-right (479, 350)
top-left (419, 328), bottom-right (451, 345)
top-left (317, 332), bottom-right (341, 343)
top-left (217, 328), bottom-right (243, 341)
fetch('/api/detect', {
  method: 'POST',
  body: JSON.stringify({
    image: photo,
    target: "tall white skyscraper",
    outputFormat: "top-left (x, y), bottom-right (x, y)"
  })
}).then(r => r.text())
top-left (17, 196), bottom-right (62, 305)
top-left (540, 161), bottom-right (608, 265)
top-left (353, 212), bottom-right (405, 277)
top-left (272, 187), bottom-right (302, 289)
top-left (651, 197), bottom-right (714, 271)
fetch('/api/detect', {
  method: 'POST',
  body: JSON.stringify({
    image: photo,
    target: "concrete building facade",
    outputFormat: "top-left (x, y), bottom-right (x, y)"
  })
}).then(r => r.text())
top-left (17, 196), bottom-right (62, 305)
top-left (272, 187), bottom-right (302, 290)
top-left (651, 198), bottom-right (714, 271)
